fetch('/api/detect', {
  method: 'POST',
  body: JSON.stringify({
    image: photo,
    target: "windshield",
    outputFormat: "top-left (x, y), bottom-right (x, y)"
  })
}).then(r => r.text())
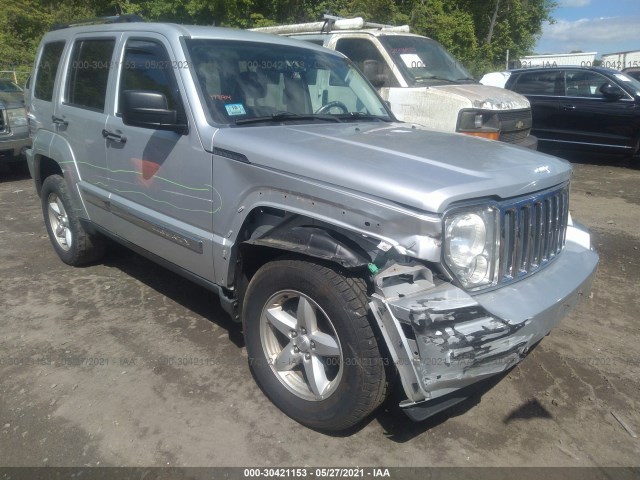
top-left (0, 79), bottom-right (23, 92)
top-left (614, 72), bottom-right (640, 96)
top-left (185, 39), bottom-right (392, 126)
top-left (378, 36), bottom-right (474, 86)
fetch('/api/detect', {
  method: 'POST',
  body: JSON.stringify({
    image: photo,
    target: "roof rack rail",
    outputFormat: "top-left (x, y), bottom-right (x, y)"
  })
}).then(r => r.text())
top-left (50, 14), bottom-right (145, 31)
top-left (250, 14), bottom-right (410, 35)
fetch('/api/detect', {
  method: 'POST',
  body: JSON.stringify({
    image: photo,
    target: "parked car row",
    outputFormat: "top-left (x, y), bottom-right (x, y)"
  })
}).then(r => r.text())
top-left (481, 67), bottom-right (640, 158)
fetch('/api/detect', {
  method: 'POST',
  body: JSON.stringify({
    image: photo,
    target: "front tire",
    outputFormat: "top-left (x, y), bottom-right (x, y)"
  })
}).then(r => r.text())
top-left (243, 259), bottom-right (388, 431)
top-left (41, 174), bottom-right (105, 266)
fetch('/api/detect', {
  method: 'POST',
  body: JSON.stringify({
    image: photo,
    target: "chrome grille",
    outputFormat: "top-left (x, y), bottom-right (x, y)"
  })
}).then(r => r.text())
top-left (498, 184), bottom-right (569, 284)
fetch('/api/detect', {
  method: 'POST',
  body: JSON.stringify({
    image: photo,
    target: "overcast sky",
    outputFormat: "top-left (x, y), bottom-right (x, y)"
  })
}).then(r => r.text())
top-left (535, 0), bottom-right (640, 56)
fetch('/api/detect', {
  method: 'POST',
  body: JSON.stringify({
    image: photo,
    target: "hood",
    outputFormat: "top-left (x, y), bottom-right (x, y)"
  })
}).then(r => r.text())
top-left (0, 91), bottom-right (25, 108)
top-left (211, 122), bottom-right (570, 214)
top-left (431, 83), bottom-right (530, 110)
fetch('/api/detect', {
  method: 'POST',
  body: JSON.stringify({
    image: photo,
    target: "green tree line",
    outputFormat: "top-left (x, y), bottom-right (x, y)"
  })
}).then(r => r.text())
top-left (1, 0), bottom-right (555, 83)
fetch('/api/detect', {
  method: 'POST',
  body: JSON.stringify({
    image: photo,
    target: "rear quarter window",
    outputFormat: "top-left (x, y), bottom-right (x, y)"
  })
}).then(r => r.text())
top-left (34, 41), bottom-right (66, 101)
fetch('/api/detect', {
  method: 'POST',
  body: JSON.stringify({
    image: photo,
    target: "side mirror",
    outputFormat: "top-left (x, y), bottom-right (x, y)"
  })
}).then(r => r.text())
top-left (599, 83), bottom-right (624, 100)
top-left (121, 90), bottom-right (186, 133)
top-left (362, 59), bottom-right (388, 89)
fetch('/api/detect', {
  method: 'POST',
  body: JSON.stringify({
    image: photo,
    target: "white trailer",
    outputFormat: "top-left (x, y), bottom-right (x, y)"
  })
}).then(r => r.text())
top-left (519, 52), bottom-right (597, 68)
top-left (600, 51), bottom-right (640, 70)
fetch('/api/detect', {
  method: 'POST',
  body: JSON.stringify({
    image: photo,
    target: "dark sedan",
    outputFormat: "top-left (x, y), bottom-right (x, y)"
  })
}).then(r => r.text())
top-left (505, 67), bottom-right (640, 158)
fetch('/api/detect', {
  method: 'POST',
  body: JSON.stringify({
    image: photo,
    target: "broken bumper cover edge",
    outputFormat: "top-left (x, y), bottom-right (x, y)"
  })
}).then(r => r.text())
top-left (370, 231), bottom-right (599, 416)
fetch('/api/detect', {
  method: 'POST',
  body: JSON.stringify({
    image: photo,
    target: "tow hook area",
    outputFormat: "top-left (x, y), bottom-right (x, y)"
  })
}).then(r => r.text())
top-left (369, 263), bottom-right (531, 419)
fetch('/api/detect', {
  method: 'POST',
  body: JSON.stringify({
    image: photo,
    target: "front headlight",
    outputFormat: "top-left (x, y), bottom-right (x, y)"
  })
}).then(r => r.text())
top-left (457, 109), bottom-right (500, 141)
top-left (7, 108), bottom-right (28, 128)
top-left (444, 206), bottom-right (499, 289)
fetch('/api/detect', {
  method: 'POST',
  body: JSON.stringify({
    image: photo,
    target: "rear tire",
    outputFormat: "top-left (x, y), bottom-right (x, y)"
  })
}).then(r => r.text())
top-left (631, 135), bottom-right (640, 162)
top-left (242, 259), bottom-right (388, 431)
top-left (41, 174), bottom-right (105, 265)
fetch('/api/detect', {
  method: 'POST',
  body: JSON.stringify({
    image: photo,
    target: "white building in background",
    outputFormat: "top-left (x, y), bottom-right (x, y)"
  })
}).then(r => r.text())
top-left (600, 50), bottom-right (640, 70)
top-left (518, 52), bottom-right (597, 68)
top-left (481, 50), bottom-right (640, 87)
top-left (480, 51), bottom-right (600, 87)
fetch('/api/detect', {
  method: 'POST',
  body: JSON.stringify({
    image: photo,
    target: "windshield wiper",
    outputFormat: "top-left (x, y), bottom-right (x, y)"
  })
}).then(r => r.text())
top-left (335, 112), bottom-right (390, 122)
top-left (455, 77), bottom-right (478, 83)
top-left (234, 112), bottom-right (342, 125)
top-left (413, 75), bottom-right (457, 83)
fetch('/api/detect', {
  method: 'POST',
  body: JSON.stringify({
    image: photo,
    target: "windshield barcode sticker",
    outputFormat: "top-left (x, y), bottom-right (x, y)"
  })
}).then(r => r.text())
top-left (225, 103), bottom-right (246, 116)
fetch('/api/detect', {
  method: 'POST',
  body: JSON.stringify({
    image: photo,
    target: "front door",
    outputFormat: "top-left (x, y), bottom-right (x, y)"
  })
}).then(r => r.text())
top-left (104, 34), bottom-right (216, 281)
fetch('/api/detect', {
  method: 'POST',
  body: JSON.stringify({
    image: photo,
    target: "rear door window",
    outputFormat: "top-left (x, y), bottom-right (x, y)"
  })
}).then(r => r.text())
top-left (512, 70), bottom-right (562, 95)
top-left (66, 38), bottom-right (116, 111)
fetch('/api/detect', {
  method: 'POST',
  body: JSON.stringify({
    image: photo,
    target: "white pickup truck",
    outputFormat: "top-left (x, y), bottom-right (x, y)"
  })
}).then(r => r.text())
top-left (253, 16), bottom-right (537, 149)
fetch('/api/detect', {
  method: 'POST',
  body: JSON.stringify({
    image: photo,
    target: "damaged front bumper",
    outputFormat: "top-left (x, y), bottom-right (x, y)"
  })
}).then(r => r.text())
top-left (370, 224), bottom-right (599, 421)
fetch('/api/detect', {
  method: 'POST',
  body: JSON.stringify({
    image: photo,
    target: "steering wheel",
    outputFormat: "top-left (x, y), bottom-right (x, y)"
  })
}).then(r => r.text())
top-left (315, 101), bottom-right (349, 114)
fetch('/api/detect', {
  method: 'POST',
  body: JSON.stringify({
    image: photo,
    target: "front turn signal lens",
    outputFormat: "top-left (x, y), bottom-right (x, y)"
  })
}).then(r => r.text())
top-left (463, 131), bottom-right (500, 141)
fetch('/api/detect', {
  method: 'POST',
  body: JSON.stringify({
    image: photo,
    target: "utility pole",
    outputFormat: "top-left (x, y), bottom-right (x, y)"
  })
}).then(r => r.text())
top-left (486, 0), bottom-right (501, 44)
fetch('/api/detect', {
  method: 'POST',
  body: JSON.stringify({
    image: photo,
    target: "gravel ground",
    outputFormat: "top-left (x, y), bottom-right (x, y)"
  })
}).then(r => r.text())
top-left (0, 152), bottom-right (639, 468)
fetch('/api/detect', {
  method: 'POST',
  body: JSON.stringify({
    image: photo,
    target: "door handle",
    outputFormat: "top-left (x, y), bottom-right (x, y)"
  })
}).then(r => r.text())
top-left (561, 104), bottom-right (576, 111)
top-left (102, 129), bottom-right (127, 144)
top-left (52, 115), bottom-right (68, 126)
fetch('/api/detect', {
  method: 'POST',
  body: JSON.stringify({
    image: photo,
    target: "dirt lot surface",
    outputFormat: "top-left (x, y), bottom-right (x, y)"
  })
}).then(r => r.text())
top-left (0, 153), bottom-right (639, 468)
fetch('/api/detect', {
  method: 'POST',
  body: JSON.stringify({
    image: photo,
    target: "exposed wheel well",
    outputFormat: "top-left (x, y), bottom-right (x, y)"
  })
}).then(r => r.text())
top-left (239, 243), bottom-right (289, 282)
top-left (235, 207), bottom-right (375, 279)
top-left (34, 155), bottom-right (63, 196)
top-left (230, 206), bottom-right (380, 322)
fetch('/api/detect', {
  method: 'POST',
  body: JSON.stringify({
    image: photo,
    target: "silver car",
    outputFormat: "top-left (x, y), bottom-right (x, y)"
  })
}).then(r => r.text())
top-left (26, 18), bottom-right (598, 431)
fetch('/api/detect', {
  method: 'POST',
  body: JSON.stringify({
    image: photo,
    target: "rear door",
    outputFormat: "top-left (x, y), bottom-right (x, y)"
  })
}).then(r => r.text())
top-left (30, 40), bottom-right (66, 136)
top-left (557, 69), bottom-right (637, 151)
top-left (508, 70), bottom-right (563, 144)
top-left (55, 33), bottom-right (118, 226)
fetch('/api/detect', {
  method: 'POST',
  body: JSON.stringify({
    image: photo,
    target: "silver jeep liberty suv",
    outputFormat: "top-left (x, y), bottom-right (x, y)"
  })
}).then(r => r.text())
top-left (26, 16), bottom-right (598, 431)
